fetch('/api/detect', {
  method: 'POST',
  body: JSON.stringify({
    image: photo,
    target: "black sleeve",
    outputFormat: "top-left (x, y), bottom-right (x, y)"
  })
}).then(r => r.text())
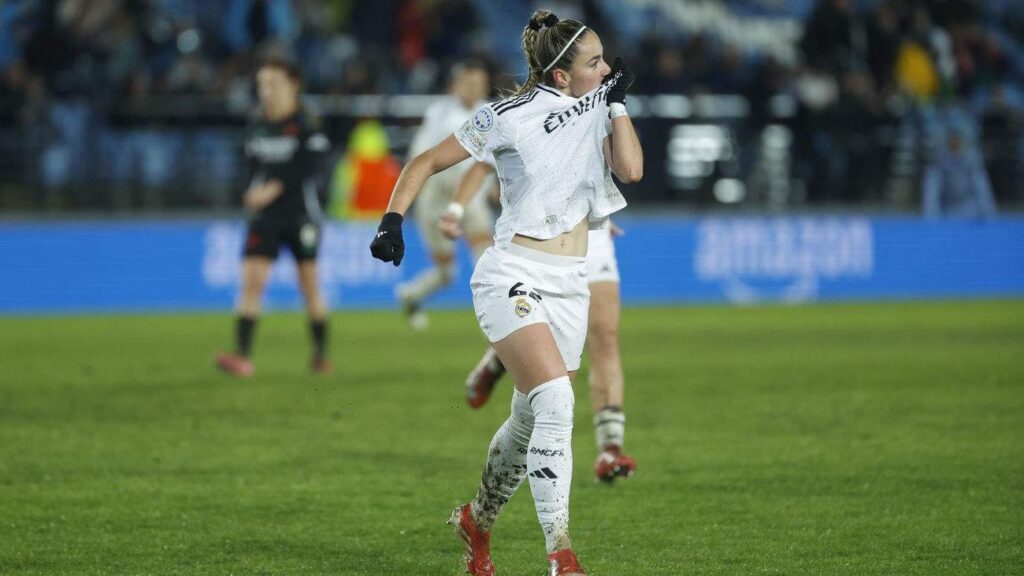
top-left (242, 120), bottom-right (264, 189)
top-left (300, 115), bottom-right (334, 207)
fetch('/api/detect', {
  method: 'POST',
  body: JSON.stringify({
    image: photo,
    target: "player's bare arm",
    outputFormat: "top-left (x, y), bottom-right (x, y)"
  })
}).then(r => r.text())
top-left (604, 117), bottom-right (643, 183)
top-left (440, 160), bottom-right (494, 239)
top-left (386, 134), bottom-right (471, 215)
top-left (372, 134), bottom-right (471, 266)
top-left (243, 179), bottom-right (284, 211)
top-left (602, 58), bottom-right (643, 184)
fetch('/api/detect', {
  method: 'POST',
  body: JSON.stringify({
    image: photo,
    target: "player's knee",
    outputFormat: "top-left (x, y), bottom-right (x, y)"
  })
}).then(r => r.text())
top-left (437, 261), bottom-right (455, 285)
top-left (241, 282), bottom-right (262, 301)
top-left (238, 298), bottom-right (261, 316)
top-left (528, 376), bottom-right (574, 434)
top-left (307, 299), bottom-right (327, 319)
top-left (508, 389), bottom-right (535, 445)
top-left (244, 276), bottom-right (268, 297)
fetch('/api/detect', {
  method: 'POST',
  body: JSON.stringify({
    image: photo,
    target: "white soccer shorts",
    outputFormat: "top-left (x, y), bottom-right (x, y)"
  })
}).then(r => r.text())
top-left (586, 227), bottom-right (620, 284)
top-left (471, 243), bottom-right (590, 372)
top-left (414, 172), bottom-right (493, 256)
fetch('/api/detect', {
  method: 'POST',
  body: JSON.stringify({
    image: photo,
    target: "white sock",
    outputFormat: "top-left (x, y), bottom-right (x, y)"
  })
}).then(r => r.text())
top-left (470, 388), bottom-right (532, 531)
top-left (397, 263), bottom-right (454, 303)
top-left (526, 376), bottom-right (575, 552)
top-left (594, 406), bottom-right (626, 450)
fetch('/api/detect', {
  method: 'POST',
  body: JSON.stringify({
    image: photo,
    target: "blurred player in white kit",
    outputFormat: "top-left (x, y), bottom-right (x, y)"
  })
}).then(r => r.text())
top-left (395, 59), bottom-right (495, 330)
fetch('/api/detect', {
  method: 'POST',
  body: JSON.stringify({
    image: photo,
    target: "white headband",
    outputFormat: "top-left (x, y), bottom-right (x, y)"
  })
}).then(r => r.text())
top-left (542, 26), bottom-right (588, 74)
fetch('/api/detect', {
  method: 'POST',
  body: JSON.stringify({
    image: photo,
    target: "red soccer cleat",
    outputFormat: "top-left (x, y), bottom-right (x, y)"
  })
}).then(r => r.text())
top-left (448, 503), bottom-right (494, 576)
top-left (548, 548), bottom-right (586, 576)
top-left (594, 445), bottom-right (636, 483)
top-left (465, 352), bottom-right (506, 409)
top-left (310, 356), bottom-right (333, 375)
top-left (215, 352), bottom-right (254, 377)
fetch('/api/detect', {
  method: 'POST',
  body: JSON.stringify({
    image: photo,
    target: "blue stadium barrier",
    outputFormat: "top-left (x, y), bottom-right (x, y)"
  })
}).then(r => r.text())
top-left (1, 216), bottom-right (1022, 314)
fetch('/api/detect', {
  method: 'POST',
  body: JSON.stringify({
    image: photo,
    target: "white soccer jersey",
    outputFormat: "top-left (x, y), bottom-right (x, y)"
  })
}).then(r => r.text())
top-left (410, 95), bottom-right (484, 159)
top-left (410, 95), bottom-right (486, 202)
top-left (455, 82), bottom-right (627, 248)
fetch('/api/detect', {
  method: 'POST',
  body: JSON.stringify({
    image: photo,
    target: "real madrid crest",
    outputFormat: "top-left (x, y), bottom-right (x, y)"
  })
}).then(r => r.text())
top-left (514, 298), bottom-right (531, 317)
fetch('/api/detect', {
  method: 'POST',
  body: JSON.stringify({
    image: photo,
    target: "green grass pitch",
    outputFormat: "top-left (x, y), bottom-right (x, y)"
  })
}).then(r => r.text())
top-left (1, 300), bottom-right (1022, 575)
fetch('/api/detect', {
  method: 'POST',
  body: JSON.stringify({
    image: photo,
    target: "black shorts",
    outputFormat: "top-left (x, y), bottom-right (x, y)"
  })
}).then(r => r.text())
top-left (243, 216), bottom-right (321, 262)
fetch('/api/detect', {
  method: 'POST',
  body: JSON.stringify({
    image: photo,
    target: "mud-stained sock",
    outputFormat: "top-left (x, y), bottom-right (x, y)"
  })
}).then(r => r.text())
top-left (470, 388), bottom-right (532, 531)
top-left (526, 376), bottom-right (575, 552)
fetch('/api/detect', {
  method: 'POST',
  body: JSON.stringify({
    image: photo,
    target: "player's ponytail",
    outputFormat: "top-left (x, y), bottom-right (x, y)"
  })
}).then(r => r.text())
top-left (515, 10), bottom-right (587, 96)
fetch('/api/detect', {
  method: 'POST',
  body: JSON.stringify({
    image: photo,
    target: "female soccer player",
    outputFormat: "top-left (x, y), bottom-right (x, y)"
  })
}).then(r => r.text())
top-left (370, 10), bottom-right (642, 576)
top-left (215, 57), bottom-right (333, 377)
top-left (394, 60), bottom-right (494, 330)
top-left (441, 161), bottom-right (637, 484)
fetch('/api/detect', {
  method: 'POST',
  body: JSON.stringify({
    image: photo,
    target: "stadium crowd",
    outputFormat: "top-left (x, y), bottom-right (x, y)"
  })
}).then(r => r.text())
top-left (0, 0), bottom-right (1021, 212)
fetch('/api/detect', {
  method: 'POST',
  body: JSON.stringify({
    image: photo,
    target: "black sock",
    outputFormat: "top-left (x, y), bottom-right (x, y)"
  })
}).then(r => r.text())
top-left (236, 316), bottom-right (257, 357)
top-left (310, 319), bottom-right (327, 359)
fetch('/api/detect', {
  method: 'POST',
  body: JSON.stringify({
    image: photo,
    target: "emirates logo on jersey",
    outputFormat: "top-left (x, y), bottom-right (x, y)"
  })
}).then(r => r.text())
top-left (542, 84), bottom-right (610, 134)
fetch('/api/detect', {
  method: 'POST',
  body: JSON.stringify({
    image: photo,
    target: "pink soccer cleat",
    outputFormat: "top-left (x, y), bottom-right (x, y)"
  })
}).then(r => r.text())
top-left (215, 353), bottom-right (254, 377)
top-left (448, 503), bottom-right (494, 576)
top-left (594, 445), bottom-right (636, 483)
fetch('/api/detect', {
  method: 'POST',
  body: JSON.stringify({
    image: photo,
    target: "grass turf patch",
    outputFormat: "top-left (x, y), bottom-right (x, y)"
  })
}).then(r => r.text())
top-left (0, 300), bottom-right (1021, 575)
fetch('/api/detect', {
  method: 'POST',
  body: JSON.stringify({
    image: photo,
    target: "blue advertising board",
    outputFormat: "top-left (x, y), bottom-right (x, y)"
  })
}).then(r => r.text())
top-left (1, 216), bottom-right (1022, 314)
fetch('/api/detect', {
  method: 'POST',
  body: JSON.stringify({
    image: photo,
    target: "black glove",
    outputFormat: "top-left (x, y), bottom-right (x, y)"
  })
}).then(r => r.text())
top-left (605, 57), bottom-right (634, 105)
top-left (370, 212), bottom-right (405, 266)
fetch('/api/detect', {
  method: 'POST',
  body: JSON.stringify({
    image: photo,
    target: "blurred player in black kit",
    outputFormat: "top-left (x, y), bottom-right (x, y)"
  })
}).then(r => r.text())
top-left (216, 57), bottom-right (333, 377)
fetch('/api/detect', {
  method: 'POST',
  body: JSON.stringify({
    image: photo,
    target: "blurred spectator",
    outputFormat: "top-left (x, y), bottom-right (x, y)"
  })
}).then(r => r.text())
top-left (223, 0), bottom-right (298, 54)
top-left (950, 24), bottom-right (1011, 97)
top-left (865, 0), bottom-right (902, 95)
top-left (0, 0), bottom-right (1021, 212)
top-left (424, 0), bottom-right (479, 63)
top-left (21, 0), bottom-right (80, 96)
top-left (895, 37), bottom-right (941, 101)
top-left (979, 84), bottom-right (1024, 205)
top-left (831, 69), bottom-right (892, 203)
top-left (656, 46), bottom-right (687, 93)
top-left (0, 1), bottom-right (26, 74)
top-left (791, 63), bottom-right (840, 202)
top-left (922, 128), bottom-right (998, 219)
top-left (165, 49), bottom-right (218, 95)
top-left (681, 34), bottom-right (715, 94)
top-left (710, 44), bottom-right (750, 94)
top-left (799, 0), bottom-right (857, 76)
top-left (745, 55), bottom-right (794, 121)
